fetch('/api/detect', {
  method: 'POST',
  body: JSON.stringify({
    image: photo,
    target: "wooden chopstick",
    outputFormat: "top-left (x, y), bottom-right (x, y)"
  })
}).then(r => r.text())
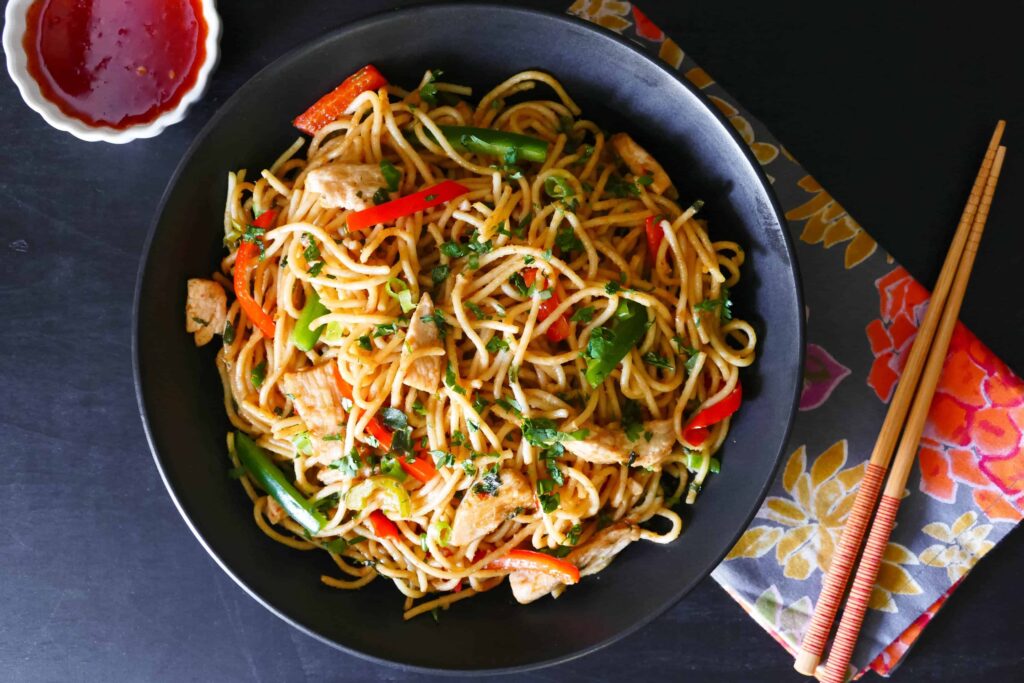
top-left (793, 120), bottom-right (1007, 676)
top-left (819, 145), bottom-right (1006, 683)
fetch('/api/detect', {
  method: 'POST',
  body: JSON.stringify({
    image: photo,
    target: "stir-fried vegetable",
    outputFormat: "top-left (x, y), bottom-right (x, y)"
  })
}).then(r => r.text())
top-left (682, 383), bottom-right (743, 446)
top-left (293, 64), bottom-right (388, 135)
top-left (346, 475), bottom-right (413, 518)
top-left (487, 548), bottom-right (580, 584)
top-left (385, 277), bottom-right (416, 313)
top-left (522, 268), bottom-right (570, 342)
top-left (688, 383), bottom-right (743, 428)
top-left (436, 126), bottom-right (549, 164)
top-left (330, 364), bottom-right (438, 483)
top-left (347, 180), bottom-right (469, 232)
top-left (233, 209), bottom-right (279, 339)
top-left (401, 451), bottom-right (439, 483)
top-left (291, 288), bottom-right (329, 352)
top-left (645, 215), bottom-right (665, 267)
top-left (584, 299), bottom-right (649, 387)
top-left (234, 431), bottom-right (326, 534)
top-left (368, 510), bottom-right (401, 540)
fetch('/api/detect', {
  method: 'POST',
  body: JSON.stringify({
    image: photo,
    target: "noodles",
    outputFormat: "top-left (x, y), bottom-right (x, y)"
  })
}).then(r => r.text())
top-left (195, 68), bottom-right (756, 617)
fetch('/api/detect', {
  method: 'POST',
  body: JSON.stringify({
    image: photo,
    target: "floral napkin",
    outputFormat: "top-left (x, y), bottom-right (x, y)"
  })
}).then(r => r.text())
top-left (568, 1), bottom-right (1024, 677)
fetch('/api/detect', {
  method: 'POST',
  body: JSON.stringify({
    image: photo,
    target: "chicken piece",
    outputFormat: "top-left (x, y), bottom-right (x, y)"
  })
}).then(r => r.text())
top-left (609, 133), bottom-right (672, 195)
top-left (560, 424), bottom-right (626, 465)
top-left (573, 521), bottom-right (642, 577)
top-left (509, 569), bottom-right (561, 605)
top-left (562, 419), bottom-right (677, 470)
top-left (629, 419), bottom-right (677, 469)
top-left (450, 469), bottom-right (534, 546)
top-left (402, 293), bottom-right (442, 393)
top-left (279, 363), bottom-right (346, 436)
top-left (509, 521), bottom-right (641, 604)
top-left (185, 278), bottom-right (227, 347)
top-left (304, 163), bottom-right (387, 211)
top-left (264, 496), bottom-right (286, 524)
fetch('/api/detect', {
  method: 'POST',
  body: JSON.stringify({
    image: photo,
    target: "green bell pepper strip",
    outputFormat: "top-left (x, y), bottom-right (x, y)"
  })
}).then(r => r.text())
top-left (584, 299), bottom-right (650, 387)
top-left (291, 288), bottom-right (329, 352)
top-left (234, 431), bottom-right (326, 534)
top-left (435, 126), bottom-right (549, 163)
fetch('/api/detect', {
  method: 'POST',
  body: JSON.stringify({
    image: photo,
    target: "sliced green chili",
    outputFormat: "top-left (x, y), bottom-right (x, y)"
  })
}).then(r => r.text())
top-left (584, 299), bottom-right (650, 387)
top-left (291, 288), bottom-right (329, 352)
top-left (435, 126), bottom-right (549, 163)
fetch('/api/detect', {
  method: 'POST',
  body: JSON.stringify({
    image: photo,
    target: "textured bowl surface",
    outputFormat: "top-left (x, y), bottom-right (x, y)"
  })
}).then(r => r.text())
top-left (135, 3), bottom-right (803, 673)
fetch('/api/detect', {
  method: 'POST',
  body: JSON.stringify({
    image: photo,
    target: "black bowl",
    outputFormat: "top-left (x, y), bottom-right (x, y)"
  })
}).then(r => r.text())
top-left (134, 3), bottom-right (803, 673)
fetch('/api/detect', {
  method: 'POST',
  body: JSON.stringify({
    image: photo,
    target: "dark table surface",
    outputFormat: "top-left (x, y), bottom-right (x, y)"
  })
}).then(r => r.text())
top-left (2, 1), bottom-right (1021, 681)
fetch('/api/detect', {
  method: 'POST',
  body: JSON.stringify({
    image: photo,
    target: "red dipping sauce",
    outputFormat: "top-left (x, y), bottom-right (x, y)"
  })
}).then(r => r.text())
top-left (23, 0), bottom-right (207, 130)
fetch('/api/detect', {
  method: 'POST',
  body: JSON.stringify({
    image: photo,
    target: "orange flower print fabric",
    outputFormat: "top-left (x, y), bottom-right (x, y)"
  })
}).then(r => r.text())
top-left (866, 267), bottom-right (930, 401)
top-left (866, 267), bottom-right (1024, 521)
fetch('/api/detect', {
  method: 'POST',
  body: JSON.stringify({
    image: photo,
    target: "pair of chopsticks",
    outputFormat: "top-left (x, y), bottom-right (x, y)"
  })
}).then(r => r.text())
top-left (793, 121), bottom-right (1008, 682)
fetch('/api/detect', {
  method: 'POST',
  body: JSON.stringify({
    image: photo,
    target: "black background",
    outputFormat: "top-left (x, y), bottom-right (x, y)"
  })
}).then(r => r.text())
top-left (1, 1), bottom-right (1021, 681)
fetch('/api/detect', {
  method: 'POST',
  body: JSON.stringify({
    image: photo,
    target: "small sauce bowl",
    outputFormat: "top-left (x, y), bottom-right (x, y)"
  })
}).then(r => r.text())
top-left (3, 0), bottom-right (221, 143)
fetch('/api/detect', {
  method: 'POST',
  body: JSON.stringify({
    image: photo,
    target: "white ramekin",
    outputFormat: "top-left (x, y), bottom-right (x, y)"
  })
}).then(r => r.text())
top-left (3, 0), bottom-right (221, 144)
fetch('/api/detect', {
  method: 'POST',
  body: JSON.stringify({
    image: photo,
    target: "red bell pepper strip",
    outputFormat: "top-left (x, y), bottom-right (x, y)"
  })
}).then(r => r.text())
top-left (368, 510), bottom-right (401, 540)
top-left (683, 426), bottom-right (709, 447)
top-left (522, 269), bottom-right (570, 342)
top-left (645, 215), bottom-right (665, 267)
top-left (347, 180), bottom-right (469, 232)
top-left (688, 384), bottom-right (742, 429)
top-left (331, 364), bottom-right (392, 447)
top-left (293, 64), bottom-right (388, 135)
top-left (233, 209), bottom-right (279, 339)
top-left (331, 363), bottom-right (438, 483)
top-left (487, 549), bottom-right (580, 584)
top-left (401, 451), bottom-right (439, 483)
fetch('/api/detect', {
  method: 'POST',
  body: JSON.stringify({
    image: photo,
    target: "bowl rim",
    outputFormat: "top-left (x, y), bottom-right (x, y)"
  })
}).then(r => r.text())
top-left (133, 2), bottom-right (804, 673)
top-left (2, 0), bottom-right (222, 144)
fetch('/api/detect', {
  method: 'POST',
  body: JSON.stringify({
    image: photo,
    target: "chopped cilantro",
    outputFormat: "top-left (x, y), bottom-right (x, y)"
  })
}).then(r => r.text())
top-left (379, 407), bottom-right (408, 431)
top-left (642, 352), bottom-right (674, 371)
top-left (241, 225), bottom-right (267, 260)
top-left (329, 449), bottom-right (361, 476)
top-left (495, 396), bottom-right (522, 417)
top-left (222, 320), bottom-right (236, 344)
top-left (464, 301), bottom-right (489, 320)
top-left (444, 362), bottom-right (466, 395)
top-left (694, 286), bottom-right (733, 322)
top-left (473, 464), bottom-right (502, 496)
top-left (431, 450), bottom-right (455, 468)
top-left (509, 272), bottom-right (529, 296)
top-left (622, 399), bottom-right (643, 442)
top-left (380, 160), bottom-right (401, 191)
top-left (554, 225), bottom-right (583, 254)
top-left (357, 335), bottom-right (372, 351)
top-left (570, 306), bottom-right (595, 323)
top-left (373, 322), bottom-right (401, 338)
top-left (485, 335), bottom-right (509, 353)
top-left (431, 264), bottom-right (450, 284)
top-left (604, 173), bottom-right (640, 198)
top-left (250, 360), bottom-right (267, 389)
